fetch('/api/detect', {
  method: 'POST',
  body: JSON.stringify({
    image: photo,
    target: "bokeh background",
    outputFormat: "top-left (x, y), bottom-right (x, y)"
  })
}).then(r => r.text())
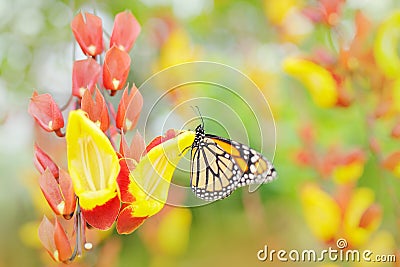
top-left (1, 0), bottom-right (400, 266)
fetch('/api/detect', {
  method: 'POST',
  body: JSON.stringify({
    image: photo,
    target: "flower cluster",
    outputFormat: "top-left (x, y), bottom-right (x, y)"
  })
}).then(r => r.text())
top-left (277, 0), bottom-right (399, 253)
top-left (296, 125), bottom-right (382, 248)
top-left (28, 11), bottom-right (195, 263)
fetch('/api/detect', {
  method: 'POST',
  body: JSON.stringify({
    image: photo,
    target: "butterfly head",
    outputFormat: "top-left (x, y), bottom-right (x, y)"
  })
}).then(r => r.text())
top-left (195, 124), bottom-right (204, 135)
top-left (192, 124), bottom-right (205, 148)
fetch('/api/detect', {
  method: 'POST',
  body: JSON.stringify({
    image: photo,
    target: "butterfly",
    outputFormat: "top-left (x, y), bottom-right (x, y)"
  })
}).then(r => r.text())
top-left (190, 117), bottom-right (277, 201)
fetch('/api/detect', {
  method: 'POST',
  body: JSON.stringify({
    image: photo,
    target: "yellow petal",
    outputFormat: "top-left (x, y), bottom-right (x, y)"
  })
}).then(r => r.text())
top-left (263, 0), bottom-right (301, 25)
top-left (374, 10), bottom-right (400, 78)
top-left (300, 183), bottom-right (341, 241)
top-left (283, 58), bottom-right (338, 107)
top-left (353, 231), bottom-right (396, 267)
top-left (158, 28), bottom-right (200, 70)
top-left (129, 130), bottom-right (195, 217)
top-left (66, 110), bottom-right (120, 210)
top-left (343, 188), bottom-right (381, 247)
top-left (157, 208), bottom-right (192, 256)
top-left (332, 162), bottom-right (364, 184)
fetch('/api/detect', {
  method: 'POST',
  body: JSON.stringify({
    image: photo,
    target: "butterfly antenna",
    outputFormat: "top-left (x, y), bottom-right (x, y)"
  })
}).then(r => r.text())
top-left (190, 105), bottom-right (205, 128)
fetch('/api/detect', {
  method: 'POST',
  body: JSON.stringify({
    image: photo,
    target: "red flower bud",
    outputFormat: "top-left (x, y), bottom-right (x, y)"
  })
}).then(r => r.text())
top-left (110, 11), bottom-right (141, 52)
top-left (72, 58), bottom-right (101, 98)
top-left (103, 46), bottom-right (131, 91)
top-left (119, 131), bottom-right (146, 162)
top-left (359, 204), bottom-right (382, 229)
top-left (81, 87), bottom-right (110, 132)
top-left (71, 12), bottom-right (104, 56)
top-left (38, 216), bottom-right (73, 262)
top-left (39, 169), bottom-right (76, 218)
top-left (382, 151), bottom-right (400, 174)
top-left (302, 0), bottom-right (344, 26)
top-left (116, 85), bottom-right (142, 131)
top-left (28, 91), bottom-right (64, 136)
top-left (34, 144), bottom-right (59, 178)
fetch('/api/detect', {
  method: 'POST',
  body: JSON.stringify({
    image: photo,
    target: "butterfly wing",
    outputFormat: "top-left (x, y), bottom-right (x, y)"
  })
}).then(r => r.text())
top-left (209, 135), bottom-right (277, 185)
top-left (190, 134), bottom-right (276, 201)
top-left (190, 136), bottom-right (240, 201)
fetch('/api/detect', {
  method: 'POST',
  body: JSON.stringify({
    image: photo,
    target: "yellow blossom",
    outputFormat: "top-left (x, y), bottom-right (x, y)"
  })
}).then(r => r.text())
top-left (300, 183), bottom-right (341, 241)
top-left (128, 130), bottom-right (195, 217)
top-left (374, 10), bottom-right (400, 78)
top-left (343, 188), bottom-right (381, 247)
top-left (66, 110), bottom-right (120, 210)
top-left (283, 57), bottom-right (338, 107)
top-left (332, 162), bottom-right (364, 184)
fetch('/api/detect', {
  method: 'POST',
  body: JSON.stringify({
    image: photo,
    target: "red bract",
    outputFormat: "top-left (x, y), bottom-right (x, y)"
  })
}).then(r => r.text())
top-left (115, 159), bottom-right (148, 234)
top-left (116, 204), bottom-right (147, 234)
top-left (71, 12), bottom-right (104, 56)
top-left (116, 85), bottom-right (143, 131)
top-left (145, 129), bottom-right (177, 153)
top-left (72, 58), bottom-right (101, 98)
top-left (38, 216), bottom-right (73, 263)
top-left (34, 144), bottom-right (59, 178)
top-left (103, 46), bottom-right (131, 92)
top-left (81, 88), bottom-right (110, 132)
top-left (116, 157), bottom-right (135, 203)
top-left (119, 131), bottom-right (146, 162)
top-left (110, 11), bottom-right (141, 52)
top-left (28, 91), bottom-right (64, 136)
top-left (81, 195), bottom-right (120, 230)
top-left (39, 169), bottom-right (76, 219)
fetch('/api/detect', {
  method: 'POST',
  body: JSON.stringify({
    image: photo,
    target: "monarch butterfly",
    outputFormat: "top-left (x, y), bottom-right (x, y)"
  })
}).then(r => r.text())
top-left (190, 115), bottom-right (277, 201)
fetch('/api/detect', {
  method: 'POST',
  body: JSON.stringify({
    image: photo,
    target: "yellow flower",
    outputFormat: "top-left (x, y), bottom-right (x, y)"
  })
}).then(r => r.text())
top-left (353, 231), bottom-right (396, 267)
top-left (158, 28), bottom-right (200, 70)
top-left (374, 10), bottom-right (400, 78)
top-left (157, 208), bottom-right (192, 256)
top-left (263, 0), bottom-right (302, 25)
top-left (128, 130), bottom-right (195, 217)
top-left (300, 183), bottom-right (341, 241)
top-left (343, 188), bottom-right (382, 247)
top-left (332, 151), bottom-right (365, 184)
top-left (66, 110), bottom-right (120, 210)
top-left (116, 130), bottom-right (195, 234)
top-left (283, 57), bottom-right (338, 107)
top-left (332, 162), bottom-right (364, 184)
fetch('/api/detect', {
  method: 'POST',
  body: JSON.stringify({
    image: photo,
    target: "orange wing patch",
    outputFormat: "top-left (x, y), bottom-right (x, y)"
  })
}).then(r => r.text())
top-left (213, 139), bottom-right (248, 172)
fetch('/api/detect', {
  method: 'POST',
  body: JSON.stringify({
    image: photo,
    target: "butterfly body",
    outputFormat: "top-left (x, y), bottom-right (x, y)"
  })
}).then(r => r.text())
top-left (190, 124), bottom-right (277, 201)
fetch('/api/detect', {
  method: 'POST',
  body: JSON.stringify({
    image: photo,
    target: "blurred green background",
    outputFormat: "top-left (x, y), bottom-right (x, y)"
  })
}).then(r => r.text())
top-left (1, 0), bottom-right (400, 266)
